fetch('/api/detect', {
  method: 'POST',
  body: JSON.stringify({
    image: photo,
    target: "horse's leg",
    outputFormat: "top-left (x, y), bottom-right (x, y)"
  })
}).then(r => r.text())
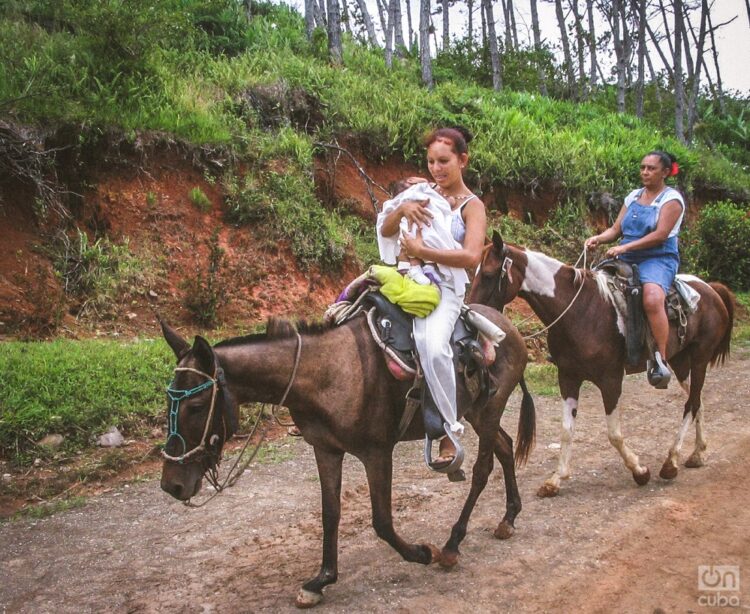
top-left (601, 375), bottom-right (651, 485)
top-left (297, 447), bottom-right (344, 608)
top-left (362, 450), bottom-right (439, 565)
top-left (685, 407), bottom-right (707, 468)
top-left (661, 363), bottom-right (708, 478)
top-left (440, 428), bottom-right (499, 569)
top-left (538, 374), bottom-right (581, 497)
top-left (492, 426), bottom-right (522, 539)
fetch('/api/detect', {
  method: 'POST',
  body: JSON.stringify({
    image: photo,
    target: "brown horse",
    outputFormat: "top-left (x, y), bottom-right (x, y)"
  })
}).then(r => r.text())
top-left (159, 305), bottom-right (535, 607)
top-left (469, 231), bottom-right (733, 497)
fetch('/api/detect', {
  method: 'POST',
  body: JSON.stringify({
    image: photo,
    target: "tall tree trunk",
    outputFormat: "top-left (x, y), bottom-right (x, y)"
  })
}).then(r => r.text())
top-left (571, 0), bottom-right (587, 99)
top-left (586, 0), bottom-right (597, 88)
top-left (327, 0), bottom-right (344, 64)
top-left (483, 0), bottom-right (502, 90)
top-left (375, 0), bottom-right (388, 34)
top-left (658, 0), bottom-right (675, 60)
top-left (243, 0), bottom-right (252, 22)
top-left (686, 0), bottom-right (708, 142)
top-left (420, 0), bottom-right (434, 88)
top-left (442, 0), bottom-right (450, 50)
top-left (341, 0), bottom-right (353, 36)
top-left (633, 0), bottom-right (646, 117)
top-left (501, 0), bottom-right (513, 51)
top-left (530, 0), bottom-right (548, 95)
top-left (644, 41), bottom-right (663, 104)
top-left (315, 0), bottom-right (327, 27)
top-left (554, 0), bottom-right (575, 96)
top-left (509, 0), bottom-right (519, 49)
top-left (394, 0), bottom-right (406, 53)
top-left (674, 0), bottom-right (686, 143)
top-left (467, 0), bottom-right (474, 50)
top-left (405, 0), bottom-right (415, 49)
top-left (355, 0), bottom-right (379, 45)
top-left (706, 7), bottom-right (725, 112)
top-left (481, 0), bottom-right (487, 48)
top-left (385, 0), bottom-right (395, 67)
top-left (305, 0), bottom-right (316, 39)
top-left (611, 0), bottom-right (627, 112)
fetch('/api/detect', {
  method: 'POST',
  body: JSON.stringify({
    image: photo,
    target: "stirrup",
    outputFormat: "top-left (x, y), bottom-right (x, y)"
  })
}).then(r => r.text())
top-left (647, 351), bottom-right (671, 389)
top-left (424, 424), bottom-right (465, 481)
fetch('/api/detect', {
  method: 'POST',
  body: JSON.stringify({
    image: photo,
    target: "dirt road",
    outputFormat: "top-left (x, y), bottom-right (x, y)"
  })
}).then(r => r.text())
top-left (2, 351), bottom-right (749, 613)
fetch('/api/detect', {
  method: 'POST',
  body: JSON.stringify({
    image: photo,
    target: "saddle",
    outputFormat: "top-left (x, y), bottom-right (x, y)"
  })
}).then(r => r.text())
top-left (332, 289), bottom-right (500, 481)
top-left (595, 259), bottom-right (695, 366)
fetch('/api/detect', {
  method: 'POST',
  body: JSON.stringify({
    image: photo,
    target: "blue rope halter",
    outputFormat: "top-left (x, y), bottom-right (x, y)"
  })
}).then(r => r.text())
top-left (163, 367), bottom-right (219, 463)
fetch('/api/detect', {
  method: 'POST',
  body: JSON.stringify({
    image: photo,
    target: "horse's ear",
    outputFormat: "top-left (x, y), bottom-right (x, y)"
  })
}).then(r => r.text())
top-left (491, 230), bottom-right (504, 254)
top-left (192, 336), bottom-right (217, 372)
top-left (161, 320), bottom-right (190, 361)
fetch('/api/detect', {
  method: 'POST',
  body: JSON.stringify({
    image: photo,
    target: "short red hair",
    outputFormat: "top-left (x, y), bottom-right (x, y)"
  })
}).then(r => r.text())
top-left (423, 127), bottom-right (472, 155)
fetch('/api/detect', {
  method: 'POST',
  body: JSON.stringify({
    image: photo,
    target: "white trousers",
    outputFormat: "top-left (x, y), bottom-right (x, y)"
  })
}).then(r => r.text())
top-left (412, 283), bottom-right (464, 434)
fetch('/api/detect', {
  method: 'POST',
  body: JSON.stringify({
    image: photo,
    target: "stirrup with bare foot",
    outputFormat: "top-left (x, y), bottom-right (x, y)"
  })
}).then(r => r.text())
top-left (424, 425), bottom-right (465, 481)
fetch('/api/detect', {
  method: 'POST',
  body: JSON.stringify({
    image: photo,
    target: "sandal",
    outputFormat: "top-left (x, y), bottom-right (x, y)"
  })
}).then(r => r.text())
top-left (287, 425), bottom-right (302, 437)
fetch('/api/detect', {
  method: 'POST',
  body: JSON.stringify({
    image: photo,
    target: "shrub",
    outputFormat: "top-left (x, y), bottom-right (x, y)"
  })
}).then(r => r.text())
top-left (189, 186), bottom-right (212, 212)
top-left (182, 228), bottom-right (229, 327)
top-left (686, 200), bottom-right (750, 290)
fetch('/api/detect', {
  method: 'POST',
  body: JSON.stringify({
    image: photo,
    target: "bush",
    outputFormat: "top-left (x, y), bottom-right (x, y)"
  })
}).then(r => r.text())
top-left (182, 228), bottom-right (229, 327)
top-left (189, 186), bottom-right (212, 212)
top-left (686, 200), bottom-right (750, 290)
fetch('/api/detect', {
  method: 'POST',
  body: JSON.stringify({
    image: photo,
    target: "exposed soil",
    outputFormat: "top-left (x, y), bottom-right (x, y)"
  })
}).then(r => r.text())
top-left (1, 350), bottom-right (748, 613)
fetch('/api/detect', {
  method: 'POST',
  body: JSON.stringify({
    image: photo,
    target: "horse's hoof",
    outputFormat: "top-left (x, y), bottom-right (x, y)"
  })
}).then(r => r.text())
top-left (295, 588), bottom-right (323, 609)
top-left (493, 521), bottom-right (514, 540)
top-left (439, 549), bottom-right (459, 570)
top-left (632, 467), bottom-right (651, 486)
top-left (684, 453), bottom-right (705, 468)
top-left (426, 543), bottom-right (442, 565)
top-left (659, 461), bottom-right (678, 480)
top-left (537, 482), bottom-right (559, 498)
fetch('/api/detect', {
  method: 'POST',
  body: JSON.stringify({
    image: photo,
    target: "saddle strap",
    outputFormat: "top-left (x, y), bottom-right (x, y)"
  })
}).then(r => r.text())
top-left (397, 378), bottom-right (422, 441)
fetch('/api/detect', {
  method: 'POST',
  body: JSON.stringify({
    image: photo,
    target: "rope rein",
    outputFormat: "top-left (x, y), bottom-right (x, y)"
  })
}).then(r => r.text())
top-left (518, 246), bottom-right (589, 340)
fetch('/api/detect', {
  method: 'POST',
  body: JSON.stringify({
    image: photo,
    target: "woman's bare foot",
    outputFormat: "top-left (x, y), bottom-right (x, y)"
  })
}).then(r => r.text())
top-left (433, 437), bottom-right (456, 465)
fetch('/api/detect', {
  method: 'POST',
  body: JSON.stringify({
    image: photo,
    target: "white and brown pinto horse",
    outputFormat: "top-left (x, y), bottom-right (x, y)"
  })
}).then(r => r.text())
top-left (468, 232), bottom-right (734, 496)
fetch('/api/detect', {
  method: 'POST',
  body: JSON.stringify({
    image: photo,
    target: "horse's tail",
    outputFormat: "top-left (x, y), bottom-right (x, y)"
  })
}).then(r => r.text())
top-left (514, 376), bottom-right (536, 467)
top-left (708, 281), bottom-right (735, 367)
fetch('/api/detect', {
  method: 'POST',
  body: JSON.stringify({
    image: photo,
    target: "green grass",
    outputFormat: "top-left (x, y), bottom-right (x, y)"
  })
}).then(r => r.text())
top-left (0, 338), bottom-right (173, 461)
top-left (523, 362), bottom-right (559, 397)
top-left (4, 496), bottom-right (87, 523)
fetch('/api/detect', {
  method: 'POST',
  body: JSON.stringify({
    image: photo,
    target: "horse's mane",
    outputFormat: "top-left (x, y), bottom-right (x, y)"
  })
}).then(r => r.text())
top-left (213, 317), bottom-right (336, 348)
top-left (265, 316), bottom-right (336, 339)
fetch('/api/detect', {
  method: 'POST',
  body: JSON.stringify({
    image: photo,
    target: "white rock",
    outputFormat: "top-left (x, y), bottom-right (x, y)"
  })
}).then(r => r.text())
top-left (37, 434), bottom-right (64, 450)
top-left (97, 426), bottom-right (125, 448)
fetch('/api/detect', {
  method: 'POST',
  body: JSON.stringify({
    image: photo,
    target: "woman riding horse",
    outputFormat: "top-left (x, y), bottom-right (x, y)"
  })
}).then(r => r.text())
top-left (585, 150), bottom-right (685, 388)
top-left (377, 126), bottom-right (486, 467)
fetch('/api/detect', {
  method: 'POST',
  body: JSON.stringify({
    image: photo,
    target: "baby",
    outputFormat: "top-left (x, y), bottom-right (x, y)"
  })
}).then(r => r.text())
top-left (377, 178), bottom-right (460, 286)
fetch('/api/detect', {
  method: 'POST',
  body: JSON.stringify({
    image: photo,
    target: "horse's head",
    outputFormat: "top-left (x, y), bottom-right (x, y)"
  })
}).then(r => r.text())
top-left (469, 231), bottom-right (527, 310)
top-left (159, 321), bottom-right (239, 501)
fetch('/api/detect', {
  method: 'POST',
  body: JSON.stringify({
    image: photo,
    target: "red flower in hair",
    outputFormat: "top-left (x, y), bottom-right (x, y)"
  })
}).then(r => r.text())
top-left (671, 162), bottom-right (679, 176)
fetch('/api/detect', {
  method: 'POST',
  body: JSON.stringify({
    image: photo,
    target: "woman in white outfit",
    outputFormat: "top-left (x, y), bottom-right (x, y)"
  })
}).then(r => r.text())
top-left (378, 127), bottom-right (487, 465)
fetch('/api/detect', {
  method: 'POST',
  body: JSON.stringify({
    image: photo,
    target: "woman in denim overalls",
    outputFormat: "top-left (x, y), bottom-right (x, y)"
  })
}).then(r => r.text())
top-left (586, 151), bottom-right (685, 387)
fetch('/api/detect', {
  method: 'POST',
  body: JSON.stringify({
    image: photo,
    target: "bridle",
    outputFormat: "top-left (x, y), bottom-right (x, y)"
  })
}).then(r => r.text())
top-left (162, 331), bottom-right (303, 506)
top-left (491, 244), bottom-right (589, 340)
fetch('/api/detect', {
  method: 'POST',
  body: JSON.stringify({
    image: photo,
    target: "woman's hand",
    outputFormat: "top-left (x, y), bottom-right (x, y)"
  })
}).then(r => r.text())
top-left (584, 235), bottom-right (601, 250)
top-left (606, 244), bottom-right (628, 258)
top-left (399, 199), bottom-right (433, 228)
top-left (399, 228), bottom-right (425, 260)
